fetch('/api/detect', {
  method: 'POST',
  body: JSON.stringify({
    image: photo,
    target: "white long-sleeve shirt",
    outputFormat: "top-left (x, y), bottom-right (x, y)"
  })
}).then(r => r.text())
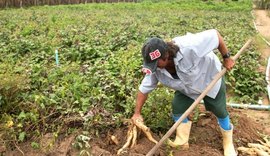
top-left (139, 29), bottom-right (222, 100)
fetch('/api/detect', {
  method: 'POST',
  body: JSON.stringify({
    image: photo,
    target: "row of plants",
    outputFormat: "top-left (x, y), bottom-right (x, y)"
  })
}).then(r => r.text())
top-left (0, 0), bottom-right (266, 150)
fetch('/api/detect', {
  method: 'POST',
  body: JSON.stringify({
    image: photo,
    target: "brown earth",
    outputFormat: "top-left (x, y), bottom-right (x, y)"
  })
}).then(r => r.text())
top-left (87, 107), bottom-right (269, 156)
top-left (254, 10), bottom-right (270, 40)
top-left (3, 106), bottom-right (269, 156)
top-left (254, 9), bottom-right (270, 105)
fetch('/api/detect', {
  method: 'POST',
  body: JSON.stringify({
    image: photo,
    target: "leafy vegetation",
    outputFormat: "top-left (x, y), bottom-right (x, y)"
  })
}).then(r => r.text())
top-left (0, 0), bottom-right (266, 149)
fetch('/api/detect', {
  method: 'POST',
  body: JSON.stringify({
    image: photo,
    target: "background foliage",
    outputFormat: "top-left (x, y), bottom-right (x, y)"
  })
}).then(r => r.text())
top-left (254, 0), bottom-right (270, 9)
top-left (0, 0), bottom-right (266, 148)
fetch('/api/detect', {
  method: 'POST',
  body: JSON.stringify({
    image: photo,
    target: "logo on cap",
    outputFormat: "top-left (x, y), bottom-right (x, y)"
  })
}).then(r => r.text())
top-left (149, 49), bottom-right (161, 60)
top-left (142, 67), bottom-right (152, 75)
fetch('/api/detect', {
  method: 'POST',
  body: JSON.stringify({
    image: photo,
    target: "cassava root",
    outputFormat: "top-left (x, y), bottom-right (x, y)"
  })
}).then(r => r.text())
top-left (116, 119), bottom-right (158, 155)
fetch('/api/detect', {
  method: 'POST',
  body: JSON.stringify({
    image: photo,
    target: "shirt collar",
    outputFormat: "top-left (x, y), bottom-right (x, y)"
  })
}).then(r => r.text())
top-left (174, 51), bottom-right (183, 66)
top-left (156, 68), bottom-right (173, 78)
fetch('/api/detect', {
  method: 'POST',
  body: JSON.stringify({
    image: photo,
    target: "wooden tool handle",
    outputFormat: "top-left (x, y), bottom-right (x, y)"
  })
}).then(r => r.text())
top-left (146, 39), bottom-right (252, 156)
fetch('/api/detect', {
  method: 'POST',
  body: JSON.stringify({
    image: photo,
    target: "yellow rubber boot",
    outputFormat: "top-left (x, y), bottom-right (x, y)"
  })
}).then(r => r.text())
top-left (220, 124), bottom-right (237, 156)
top-left (167, 121), bottom-right (192, 149)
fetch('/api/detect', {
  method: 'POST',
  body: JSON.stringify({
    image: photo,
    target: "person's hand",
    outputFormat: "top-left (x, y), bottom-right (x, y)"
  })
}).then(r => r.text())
top-left (223, 57), bottom-right (235, 71)
top-left (117, 113), bottom-right (157, 155)
top-left (131, 113), bottom-right (144, 124)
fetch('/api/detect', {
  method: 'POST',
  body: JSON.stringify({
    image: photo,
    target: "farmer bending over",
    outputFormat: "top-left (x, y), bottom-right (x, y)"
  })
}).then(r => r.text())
top-left (131, 29), bottom-right (237, 156)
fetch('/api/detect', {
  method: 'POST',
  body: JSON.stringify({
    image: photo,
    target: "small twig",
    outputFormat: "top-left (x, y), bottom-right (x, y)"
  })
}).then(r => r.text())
top-left (25, 111), bottom-right (60, 132)
top-left (0, 139), bottom-right (16, 143)
top-left (13, 141), bottom-right (24, 156)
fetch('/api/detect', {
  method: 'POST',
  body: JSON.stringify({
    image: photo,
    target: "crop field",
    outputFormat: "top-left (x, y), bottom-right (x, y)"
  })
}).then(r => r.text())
top-left (0, 0), bottom-right (269, 155)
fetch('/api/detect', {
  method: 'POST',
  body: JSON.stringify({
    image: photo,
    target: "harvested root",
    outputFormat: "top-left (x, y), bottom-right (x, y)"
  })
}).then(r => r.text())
top-left (134, 119), bottom-right (158, 144)
top-left (111, 135), bottom-right (119, 145)
top-left (238, 136), bottom-right (270, 156)
top-left (248, 143), bottom-right (270, 153)
top-left (253, 148), bottom-right (269, 156)
top-left (117, 119), bottom-right (158, 155)
top-left (238, 147), bottom-right (257, 155)
top-left (134, 119), bottom-right (149, 132)
top-left (131, 125), bottom-right (137, 148)
top-left (258, 136), bottom-right (270, 148)
top-left (117, 126), bottom-right (134, 155)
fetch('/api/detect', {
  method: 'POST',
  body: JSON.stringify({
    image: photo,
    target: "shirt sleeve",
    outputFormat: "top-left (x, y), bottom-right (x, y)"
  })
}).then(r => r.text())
top-left (139, 74), bottom-right (158, 94)
top-left (173, 29), bottom-right (219, 58)
top-left (190, 29), bottom-right (219, 57)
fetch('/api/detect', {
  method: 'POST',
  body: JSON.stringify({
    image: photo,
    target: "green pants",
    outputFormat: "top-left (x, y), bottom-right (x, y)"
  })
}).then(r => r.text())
top-left (172, 78), bottom-right (228, 118)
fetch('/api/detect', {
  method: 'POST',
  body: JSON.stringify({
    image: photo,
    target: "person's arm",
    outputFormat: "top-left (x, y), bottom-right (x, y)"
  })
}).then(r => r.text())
top-left (216, 31), bottom-right (235, 71)
top-left (131, 91), bottom-right (148, 122)
top-left (132, 73), bottom-right (158, 122)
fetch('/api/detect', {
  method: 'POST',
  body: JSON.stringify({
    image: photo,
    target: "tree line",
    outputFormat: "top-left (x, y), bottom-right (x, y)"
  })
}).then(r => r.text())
top-left (0, 0), bottom-right (138, 8)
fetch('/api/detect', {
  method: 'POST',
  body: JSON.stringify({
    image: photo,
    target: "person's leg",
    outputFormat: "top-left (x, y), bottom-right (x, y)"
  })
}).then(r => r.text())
top-left (168, 91), bottom-right (193, 148)
top-left (203, 78), bottom-right (230, 129)
top-left (218, 115), bottom-right (231, 130)
top-left (203, 78), bottom-right (237, 156)
top-left (172, 91), bottom-right (194, 122)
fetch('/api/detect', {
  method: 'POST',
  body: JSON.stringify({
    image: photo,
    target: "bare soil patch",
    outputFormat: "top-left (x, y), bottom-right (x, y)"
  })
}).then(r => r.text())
top-left (254, 9), bottom-right (270, 62)
top-left (3, 107), bottom-right (268, 156)
top-left (254, 10), bottom-right (270, 40)
top-left (254, 9), bottom-right (270, 105)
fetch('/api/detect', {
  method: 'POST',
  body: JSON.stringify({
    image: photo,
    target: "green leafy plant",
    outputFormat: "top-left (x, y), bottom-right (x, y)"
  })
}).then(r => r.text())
top-left (31, 142), bottom-right (40, 149)
top-left (72, 131), bottom-right (91, 150)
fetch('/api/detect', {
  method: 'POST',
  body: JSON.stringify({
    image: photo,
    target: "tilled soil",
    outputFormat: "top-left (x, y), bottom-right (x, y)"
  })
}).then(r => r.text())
top-left (88, 108), bottom-right (263, 156)
top-left (3, 107), bottom-right (268, 156)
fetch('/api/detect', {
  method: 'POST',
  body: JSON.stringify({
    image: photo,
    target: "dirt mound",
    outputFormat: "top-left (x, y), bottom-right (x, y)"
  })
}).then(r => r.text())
top-left (3, 108), bottom-right (267, 156)
top-left (87, 108), bottom-right (264, 156)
